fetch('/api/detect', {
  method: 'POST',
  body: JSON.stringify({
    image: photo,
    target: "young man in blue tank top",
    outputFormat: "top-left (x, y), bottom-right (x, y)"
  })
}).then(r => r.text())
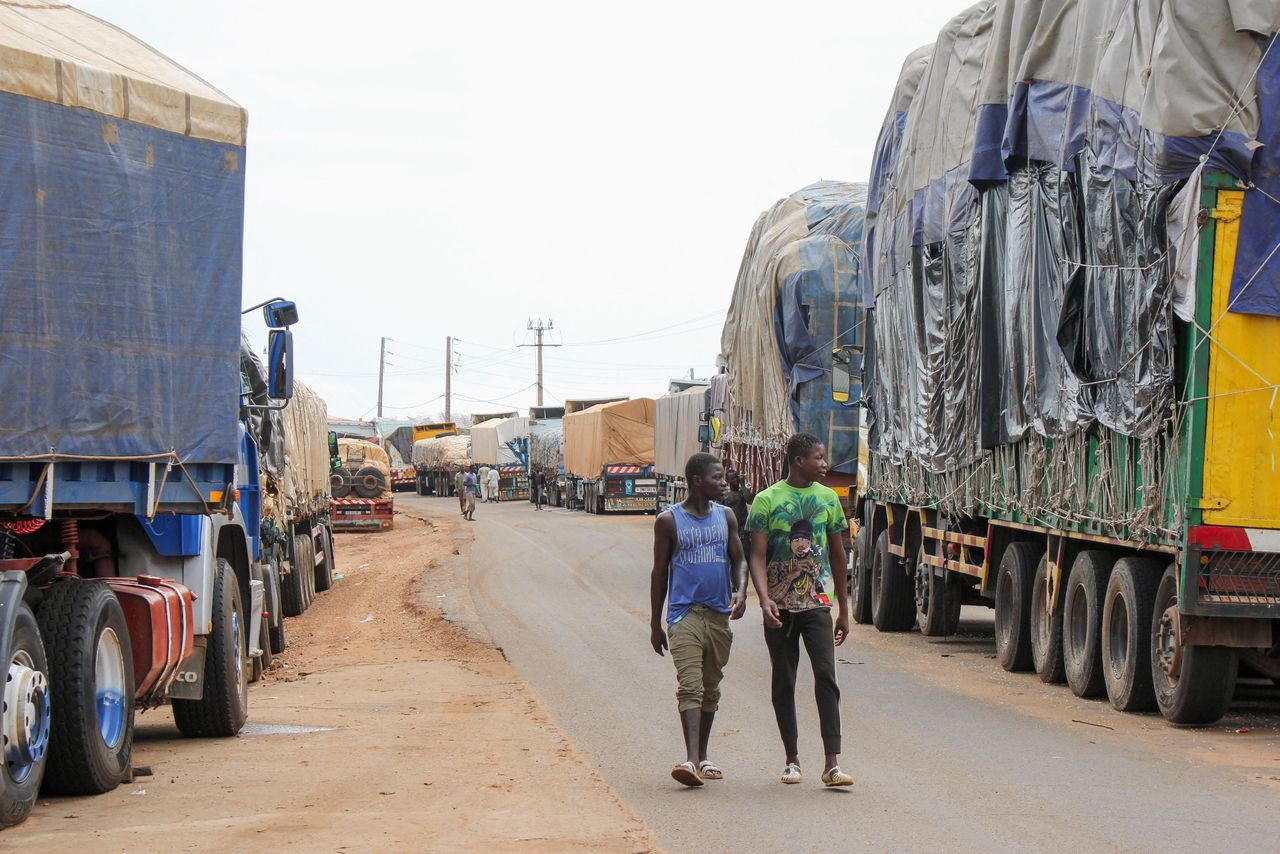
top-left (650, 452), bottom-right (747, 787)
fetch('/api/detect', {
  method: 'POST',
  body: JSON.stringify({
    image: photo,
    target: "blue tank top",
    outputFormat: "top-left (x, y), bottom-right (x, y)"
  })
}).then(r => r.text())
top-left (667, 502), bottom-right (732, 625)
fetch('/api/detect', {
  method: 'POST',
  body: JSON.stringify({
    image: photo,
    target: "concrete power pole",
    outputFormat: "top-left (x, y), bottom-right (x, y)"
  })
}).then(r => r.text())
top-left (376, 336), bottom-right (387, 418)
top-left (444, 335), bottom-right (453, 422)
top-left (523, 319), bottom-right (560, 407)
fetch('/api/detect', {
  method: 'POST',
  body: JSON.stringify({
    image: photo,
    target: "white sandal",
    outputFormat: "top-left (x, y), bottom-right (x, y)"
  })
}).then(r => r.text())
top-left (780, 763), bottom-right (802, 784)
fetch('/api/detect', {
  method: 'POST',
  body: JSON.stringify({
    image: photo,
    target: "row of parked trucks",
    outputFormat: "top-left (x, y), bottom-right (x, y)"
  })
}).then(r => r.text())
top-left (709, 0), bottom-right (1280, 728)
top-left (0, 7), bottom-right (342, 828)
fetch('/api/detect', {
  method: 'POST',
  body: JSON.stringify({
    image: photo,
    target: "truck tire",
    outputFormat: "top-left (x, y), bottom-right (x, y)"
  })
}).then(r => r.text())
top-left (1030, 555), bottom-right (1066, 683)
top-left (1102, 557), bottom-right (1160, 712)
top-left (269, 607), bottom-right (287, 655)
top-left (280, 535), bottom-right (308, 618)
top-left (250, 613), bottom-right (272, 684)
top-left (871, 530), bottom-right (915, 632)
top-left (173, 560), bottom-right (248, 737)
top-left (314, 526), bottom-right (335, 593)
top-left (330, 466), bottom-right (353, 499)
top-left (994, 543), bottom-right (1039, 672)
top-left (849, 526), bottom-right (872, 625)
top-left (1063, 550), bottom-right (1116, 698)
top-left (1150, 565), bottom-right (1237, 725)
top-left (415, 473), bottom-right (426, 496)
top-left (916, 554), bottom-right (962, 638)
top-left (1, 601), bottom-right (50, 827)
top-left (303, 535), bottom-right (317, 608)
top-left (353, 466), bottom-right (386, 499)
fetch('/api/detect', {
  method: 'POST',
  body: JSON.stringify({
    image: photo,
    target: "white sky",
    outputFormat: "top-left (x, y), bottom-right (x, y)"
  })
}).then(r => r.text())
top-left (77, 0), bottom-right (963, 421)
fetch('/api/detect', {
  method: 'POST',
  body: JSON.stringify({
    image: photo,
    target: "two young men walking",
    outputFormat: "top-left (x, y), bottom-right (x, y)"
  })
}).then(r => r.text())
top-left (650, 435), bottom-right (853, 788)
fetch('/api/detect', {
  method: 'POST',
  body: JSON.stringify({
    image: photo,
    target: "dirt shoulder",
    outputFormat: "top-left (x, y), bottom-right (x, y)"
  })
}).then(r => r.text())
top-left (11, 503), bottom-right (656, 852)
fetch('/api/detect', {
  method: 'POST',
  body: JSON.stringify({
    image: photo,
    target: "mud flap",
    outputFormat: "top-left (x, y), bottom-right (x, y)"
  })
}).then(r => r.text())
top-left (169, 638), bottom-right (207, 700)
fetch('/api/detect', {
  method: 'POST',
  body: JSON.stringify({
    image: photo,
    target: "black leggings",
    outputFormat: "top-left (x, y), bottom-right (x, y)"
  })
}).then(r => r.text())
top-left (763, 608), bottom-right (841, 756)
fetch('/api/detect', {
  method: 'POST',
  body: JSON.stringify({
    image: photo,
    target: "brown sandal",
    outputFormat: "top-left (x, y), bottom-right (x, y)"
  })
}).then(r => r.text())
top-left (671, 761), bottom-right (703, 787)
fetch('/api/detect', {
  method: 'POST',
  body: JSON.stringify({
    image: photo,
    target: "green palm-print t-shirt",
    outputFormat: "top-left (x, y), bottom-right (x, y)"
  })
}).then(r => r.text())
top-left (745, 480), bottom-right (848, 611)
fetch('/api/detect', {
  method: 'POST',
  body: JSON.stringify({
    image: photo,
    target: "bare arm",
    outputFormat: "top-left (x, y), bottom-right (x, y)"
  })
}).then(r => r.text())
top-left (749, 530), bottom-right (782, 628)
top-left (650, 512), bottom-right (675, 654)
top-left (829, 527), bottom-right (850, 645)
top-left (724, 508), bottom-right (747, 619)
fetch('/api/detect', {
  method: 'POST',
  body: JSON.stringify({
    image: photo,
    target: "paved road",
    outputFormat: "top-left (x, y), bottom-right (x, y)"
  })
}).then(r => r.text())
top-left (416, 495), bottom-right (1280, 853)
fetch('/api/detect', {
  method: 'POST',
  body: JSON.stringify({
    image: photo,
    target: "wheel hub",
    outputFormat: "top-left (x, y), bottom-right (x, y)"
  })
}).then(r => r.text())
top-left (4, 653), bottom-right (50, 782)
top-left (1156, 606), bottom-right (1182, 680)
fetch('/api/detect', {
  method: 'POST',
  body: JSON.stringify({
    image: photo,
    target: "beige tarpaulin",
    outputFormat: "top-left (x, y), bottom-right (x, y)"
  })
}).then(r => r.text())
top-left (469, 416), bottom-right (529, 466)
top-left (281, 380), bottom-right (330, 516)
top-left (411, 435), bottom-right (471, 470)
top-left (654, 387), bottom-right (707, 479)
top-left (0, 1), bottom-right (246, 144)
top-left (563, 398), bottom-right (655, 477)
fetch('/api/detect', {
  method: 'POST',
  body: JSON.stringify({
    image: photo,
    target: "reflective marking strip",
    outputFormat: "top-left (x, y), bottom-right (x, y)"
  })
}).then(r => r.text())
top-left (1246, 528), bottom-right (1280, 553)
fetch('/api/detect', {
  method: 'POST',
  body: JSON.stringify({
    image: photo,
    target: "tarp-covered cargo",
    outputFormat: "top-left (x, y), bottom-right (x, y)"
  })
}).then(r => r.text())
top-left (469, 417), bottom-right (530, 466)
top-left (0, 1), bottom-right (247, 465)
top-left (654, 387), bottom-right (707, 479)
top-left (563, 399), bottom-right (655, 478)
top-left (864, 0), bottom-right (1280, 539)
top-left (528, 420), bottom-right (563, 474)
top-left (411, 436), bottom-right (471, 470)
top-left (718, 181), bottom-right (866, 481)
top-left (280, 381), bottom-right (331, 516)
top-left (337, 439), bottom-right (391, 500)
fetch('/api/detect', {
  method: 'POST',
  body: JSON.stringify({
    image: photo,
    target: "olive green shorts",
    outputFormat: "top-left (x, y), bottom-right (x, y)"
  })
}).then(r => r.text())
top-left (669, 605), bottom-right (733, 713)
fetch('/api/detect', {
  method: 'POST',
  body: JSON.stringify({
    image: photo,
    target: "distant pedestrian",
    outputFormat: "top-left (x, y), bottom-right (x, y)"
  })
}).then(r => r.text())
top-left (478, 464), bottom-right (492, 502)
top-left (531, 470), bottom-right (543, 510)
top-left (722, 468), bottom-right (754, 558)
top-left (487, 466), bottom-right (500, 502)
top-left (650, 452), bottom-right (747, 788)
top-left (454, 467), bottom-right (467, 515)
top-left (745, 433), bottom-right (852, 787)
top-left (463, 469), bottom-right (478, 521)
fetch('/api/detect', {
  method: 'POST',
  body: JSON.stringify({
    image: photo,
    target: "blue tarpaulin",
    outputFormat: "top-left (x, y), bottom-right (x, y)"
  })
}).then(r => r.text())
top-left (0, 91), bottom-right (244, 464)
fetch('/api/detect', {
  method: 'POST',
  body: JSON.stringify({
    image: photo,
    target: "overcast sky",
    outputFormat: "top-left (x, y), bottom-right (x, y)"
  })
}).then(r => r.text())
top-left (78, 0), bottom-right (963, 421)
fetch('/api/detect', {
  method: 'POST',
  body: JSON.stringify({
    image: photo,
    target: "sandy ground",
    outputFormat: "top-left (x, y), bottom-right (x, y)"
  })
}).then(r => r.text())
top-left (9, 505), bottom-right (656, 852)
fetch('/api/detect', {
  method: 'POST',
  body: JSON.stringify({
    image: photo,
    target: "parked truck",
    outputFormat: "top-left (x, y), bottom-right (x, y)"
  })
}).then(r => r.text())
top-left (654, 386), bottom-right (710, 509)
top-left (529, 419), bottom-right (566, 506)
top-left (412, 435), bottom-right (472, 497)
top-left (330, 439), bottom-right (394, 531)
top-left (0, 5), bottom-right (291, 826)
top-left (563, 399), bottom-right (659, 514)
top-left (716, 181), bottom-right (867, 500)
top-left (849, 1), bottom-right (1280, 726)
top-left (239, 350), bottom-right (335, 664)
top-left (471, 417), bottom-right (531, 501)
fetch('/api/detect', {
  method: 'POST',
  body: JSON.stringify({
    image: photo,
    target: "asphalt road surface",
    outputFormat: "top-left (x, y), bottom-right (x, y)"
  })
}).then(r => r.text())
top-left (416, 495), bottom-right (1280, 853)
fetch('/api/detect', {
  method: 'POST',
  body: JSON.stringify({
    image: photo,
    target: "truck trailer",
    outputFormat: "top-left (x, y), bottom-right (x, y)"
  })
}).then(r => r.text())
top-left (851, 1), bottom-right (1280, 726)
top-left (330, 439), bottom-right (394, 532)
top-left (563, 399), bottom-right (659, 514)
top-left (654, 386), bottom-right (710, 508)
top-left (0, 4), bottom-right (291, 826)
top-left (470, 416), bottom-right (531, 500)
top-left (412, 435), bottom-right (472, 497)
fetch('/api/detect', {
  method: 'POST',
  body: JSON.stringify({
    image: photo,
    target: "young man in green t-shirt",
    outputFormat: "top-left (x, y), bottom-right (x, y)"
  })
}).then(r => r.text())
top-left (745, 433), bottom-right (852, 787)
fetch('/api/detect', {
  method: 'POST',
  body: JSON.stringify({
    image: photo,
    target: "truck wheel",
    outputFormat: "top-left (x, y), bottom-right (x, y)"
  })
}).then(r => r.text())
top-left (269, 607), bottom-right (287, 655)
top-left (849, 526), bottom-right (872, 624)
top-left (37, 582), bottom-right (133, 795)
top-left (871, 530), bottom-right (915, 631)
top-left (1102, 557), bottom-right (1160, 712)
top-left (174, 560), bottom-right (248, 737)
top-left (915, 550), bottom-right (962, 637)
top-left (1, 601), bottom-right (50, 827)
top-left (330, 466), bottom-right (353, 499)
top-left (301, 536), bottom-right (317, 608)
top-left (280, 535), bottom-right (308, 618)
top-left (1063, 550), bottom-right (1116, 698)
top-left (994, 543), bottom-right (1039, 672)
top-left (1030, 555), bottom-right (1066, 683)
top-left (353, 466), bottom-right (386, 499)
top-left (314, 526), bottom-right (335, 593)
top-left (250, 613), bottom-right (272, 684)
top-left (1150, 565), bottom-right (1237, 725)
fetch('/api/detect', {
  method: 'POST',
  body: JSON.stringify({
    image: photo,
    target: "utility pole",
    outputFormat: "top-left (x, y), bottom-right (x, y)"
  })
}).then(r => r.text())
top-left (376, 336), bottom-right (387, 418)
top-left (521, 319), bottom-right (560, 407)
top-left (444, 335), bottom-right (452, 422)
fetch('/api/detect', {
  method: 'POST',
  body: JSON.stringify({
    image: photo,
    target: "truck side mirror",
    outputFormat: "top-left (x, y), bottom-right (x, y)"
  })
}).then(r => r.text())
top-left (263, 299), bottom-right (299, 329)
top-left (697, 424), bottom-right (711, 445)
top-left (832, 347), bottom-right (852, 403)
top-left (268, 329), bottom-right (294, 400)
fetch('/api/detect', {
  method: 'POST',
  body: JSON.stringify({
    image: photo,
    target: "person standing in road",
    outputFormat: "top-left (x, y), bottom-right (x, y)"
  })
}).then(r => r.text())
top-left (478, 464), bottom-right (492, 502)
top-left (722, 468), bottom-right (754, 560)
top-left (745, 433), bottom-right (852, 788)
top-left (531, 469), bottom-right (544, 510)
top-left (487, 465), bottom-right (500, 503)
top-left (454, 466), bottom-right (467, 516)
top-left (650, 452), bottom-right (747, 788)
top-left (463, 468), bottom-right (479, 521)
